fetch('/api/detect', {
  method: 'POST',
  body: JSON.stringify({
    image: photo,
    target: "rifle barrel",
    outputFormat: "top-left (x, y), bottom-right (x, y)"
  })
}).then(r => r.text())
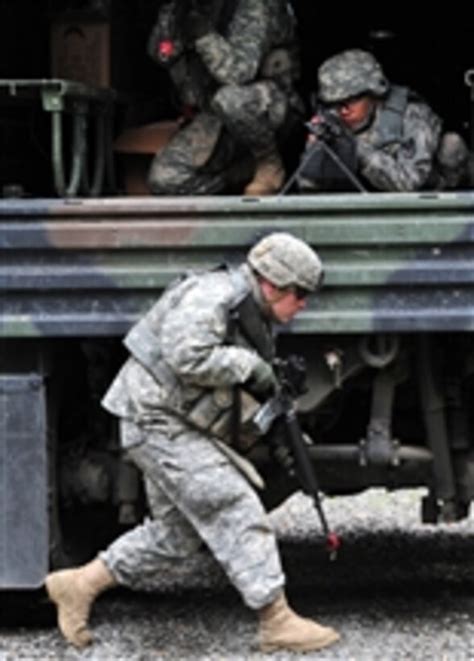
top-left (284, 408), bottom-right (331, 537)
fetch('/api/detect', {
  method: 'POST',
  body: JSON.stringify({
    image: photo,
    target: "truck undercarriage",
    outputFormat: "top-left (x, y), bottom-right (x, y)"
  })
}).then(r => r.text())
top-left (2, 3), bottom-right (474, 588)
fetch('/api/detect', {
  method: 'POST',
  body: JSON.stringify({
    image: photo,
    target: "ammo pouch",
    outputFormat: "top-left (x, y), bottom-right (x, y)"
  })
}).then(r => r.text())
top-left (187, 387), bottom-right (233, 437)
top-left (187, 387), bottom-right (261, 449)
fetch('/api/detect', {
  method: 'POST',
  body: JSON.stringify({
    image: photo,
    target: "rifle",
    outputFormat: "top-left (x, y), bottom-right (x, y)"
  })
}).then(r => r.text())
top-left (252, 356), bottom-right (341, 559)
top-left (279, 109), bottom-right (367, 195)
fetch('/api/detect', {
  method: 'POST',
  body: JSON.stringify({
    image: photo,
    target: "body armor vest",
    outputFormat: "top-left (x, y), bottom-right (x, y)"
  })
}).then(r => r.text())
top-left (369, 85), bottom-right (410, 148)
top-left (123, 266), bottom-right (273, 442)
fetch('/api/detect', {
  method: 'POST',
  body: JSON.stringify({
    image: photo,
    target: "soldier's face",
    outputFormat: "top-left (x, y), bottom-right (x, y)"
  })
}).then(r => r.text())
top-left (333, 95), bottom-right (376, 131)
top-left (261, 281), bottom-right (308, 323)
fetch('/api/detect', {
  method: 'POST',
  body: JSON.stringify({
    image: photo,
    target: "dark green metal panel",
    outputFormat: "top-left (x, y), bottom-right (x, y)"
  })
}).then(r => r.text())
top-left (1, 192), bottom-right (474, 336)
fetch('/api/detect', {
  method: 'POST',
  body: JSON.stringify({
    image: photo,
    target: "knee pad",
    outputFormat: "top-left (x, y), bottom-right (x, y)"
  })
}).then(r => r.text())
top-left (211, 85), bottom-right (242, 119)
top-left (437, 132), bottom-right (469, 169)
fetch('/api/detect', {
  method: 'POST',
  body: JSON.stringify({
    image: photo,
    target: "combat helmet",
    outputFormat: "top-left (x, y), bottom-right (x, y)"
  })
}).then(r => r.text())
top-left (318, 49), bottom-right (389, 104)
top-left (248, 233), bottom-right (323, 293)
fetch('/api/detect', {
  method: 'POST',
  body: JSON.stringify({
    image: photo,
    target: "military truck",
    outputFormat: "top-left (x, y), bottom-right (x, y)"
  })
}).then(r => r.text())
top-left (2, 1), bottom-right (474, 590)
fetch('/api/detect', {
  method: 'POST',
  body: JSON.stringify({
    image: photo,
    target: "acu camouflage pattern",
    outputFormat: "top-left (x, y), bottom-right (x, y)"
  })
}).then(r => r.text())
top-left (302, 49), bottom-right (469, 192)
top-left (356, 91), bottom-right (468, 191)
top-left (318, 49), bottom-right (389, 103)
top-left (100, 264), bottom-right (285, 608)
top-left (102, 264), bottom-right (273, 438)
top-left (100, 419), bottom-right (285, 608)
top-left (355, 89), bottom-right (443, 191)
top-left (147, 0), bottom-right (302, 194)
top-left (248, 232), bottom-right (323, 292)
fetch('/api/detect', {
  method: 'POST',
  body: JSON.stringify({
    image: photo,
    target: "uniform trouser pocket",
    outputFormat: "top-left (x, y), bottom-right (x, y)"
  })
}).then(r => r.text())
top-left (102, 424), bottom-right (285, 608)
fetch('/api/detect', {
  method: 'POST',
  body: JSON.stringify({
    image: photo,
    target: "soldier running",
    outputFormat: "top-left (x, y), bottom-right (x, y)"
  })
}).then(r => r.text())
top-left (45, 232), bottom-right (340, 654)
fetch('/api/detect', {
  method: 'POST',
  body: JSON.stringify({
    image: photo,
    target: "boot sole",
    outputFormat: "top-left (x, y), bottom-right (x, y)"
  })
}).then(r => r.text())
top-left (260, 630), bottom-right (340, 653)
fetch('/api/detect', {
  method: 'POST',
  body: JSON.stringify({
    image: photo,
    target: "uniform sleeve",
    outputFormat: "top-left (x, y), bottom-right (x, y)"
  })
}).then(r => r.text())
top-left (357, 103), bottom-right (442, 191)
top-left (159, 277), bottom-right (267, 387)
top-left (193, 0), bottom-right (269, 85)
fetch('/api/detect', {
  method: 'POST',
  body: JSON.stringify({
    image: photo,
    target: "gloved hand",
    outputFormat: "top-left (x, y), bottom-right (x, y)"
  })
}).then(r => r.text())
top-left (184, 8), bottom-right (212, 41)
top-left (245, 360), bottom-right (278, 399)
top-left (267, 419), bottom-right (295, 471)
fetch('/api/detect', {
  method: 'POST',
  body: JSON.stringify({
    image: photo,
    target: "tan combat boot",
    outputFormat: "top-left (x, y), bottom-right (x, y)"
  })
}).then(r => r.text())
top-left (45, 557), bottom-right (116, 648)
top-left (244, 150), bottom-right (285, 196)
top-left (258, 592), bottom-right (340, 653)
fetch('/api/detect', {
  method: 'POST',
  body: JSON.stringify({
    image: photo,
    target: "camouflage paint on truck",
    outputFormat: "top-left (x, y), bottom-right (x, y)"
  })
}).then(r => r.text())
top-left (2, 191), bottom-right (474, 338)
top-left (2, 190), bottom-right (474, 588)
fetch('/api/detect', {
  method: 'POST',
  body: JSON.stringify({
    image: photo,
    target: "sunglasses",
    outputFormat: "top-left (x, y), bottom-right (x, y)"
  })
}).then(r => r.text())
top-left (288, 272), bottom-right (324, 300)
top-left (288, 286), bottom-right (311, 300)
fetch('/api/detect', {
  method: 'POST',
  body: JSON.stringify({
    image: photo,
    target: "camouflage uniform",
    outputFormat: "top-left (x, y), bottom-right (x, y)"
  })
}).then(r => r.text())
top-left (44, 234), bottom-right (340, 654)
top-left (298, 49), bottom-right (469, 193)
top-left (354, 88), bottom-right (444, 191)
top-left (99, 264), bottom-right (285, 609)
top-left (147, 0), bottom-right (302, 195)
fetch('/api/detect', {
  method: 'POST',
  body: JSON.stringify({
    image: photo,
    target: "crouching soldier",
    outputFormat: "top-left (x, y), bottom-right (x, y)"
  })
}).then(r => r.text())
top-left (297, 49), bottom-right (469, 192)
top-left (146, 0), bottom-right (303, 196)
top-left (45, 232), bottom-right (340, 654)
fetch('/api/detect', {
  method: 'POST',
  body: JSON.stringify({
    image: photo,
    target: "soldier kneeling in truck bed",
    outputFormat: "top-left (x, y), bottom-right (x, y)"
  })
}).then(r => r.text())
top-left (297, 49), bottom-right (470, 193)
top-left (145, 0), bottom-right (303, 196)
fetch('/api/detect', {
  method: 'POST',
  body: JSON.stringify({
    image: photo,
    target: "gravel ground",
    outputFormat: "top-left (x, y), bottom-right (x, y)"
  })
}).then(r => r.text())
top-left (2, 487), bottom-right (474, 660)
